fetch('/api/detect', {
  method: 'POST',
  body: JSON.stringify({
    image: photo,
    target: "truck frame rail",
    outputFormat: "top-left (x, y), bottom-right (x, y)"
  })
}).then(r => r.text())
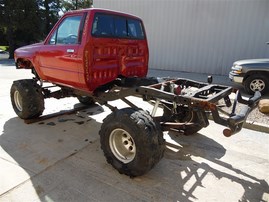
top-left (92, 78), bottom-right (261, 137)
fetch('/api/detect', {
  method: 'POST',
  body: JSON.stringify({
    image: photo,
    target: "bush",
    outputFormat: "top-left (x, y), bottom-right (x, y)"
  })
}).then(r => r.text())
top-left (0, 46), bottom-right (9, 51)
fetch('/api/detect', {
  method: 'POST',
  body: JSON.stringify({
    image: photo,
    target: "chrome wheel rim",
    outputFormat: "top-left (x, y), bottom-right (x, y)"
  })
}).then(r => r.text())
top-left (14, 90), bottom-right (23, 112)
top-left (250, 79), bottom-right (265, 92)
top-left (109, 128), bottom-right (136, 164)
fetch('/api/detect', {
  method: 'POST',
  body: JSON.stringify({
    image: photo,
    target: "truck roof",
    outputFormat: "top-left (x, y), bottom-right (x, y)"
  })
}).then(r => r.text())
top-left (64, 8), bottom-right (142, 20)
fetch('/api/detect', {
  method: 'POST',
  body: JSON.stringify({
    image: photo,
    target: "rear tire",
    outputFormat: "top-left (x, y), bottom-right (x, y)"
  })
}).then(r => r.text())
top-left (77, 95), bottom-right (95, 105)
top-left (99, 108), bottom-right (165, 177)
top-left (10, 79), bottom-right (44, 119)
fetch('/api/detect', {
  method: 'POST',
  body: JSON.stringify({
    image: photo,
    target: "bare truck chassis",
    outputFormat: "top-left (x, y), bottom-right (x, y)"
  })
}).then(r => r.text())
top-left (91, 77), bottom-right (260, 135)
top-left (12, 76), bottom-right (261, 177)
top-left (82, 76), bottom-right (260, 177)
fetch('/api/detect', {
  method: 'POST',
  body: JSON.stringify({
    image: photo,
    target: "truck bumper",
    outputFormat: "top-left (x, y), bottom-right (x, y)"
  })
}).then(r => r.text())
top-left (212, 90), bottom-right (261, 136)
top-left (229, 72), bottom-right (244, 84)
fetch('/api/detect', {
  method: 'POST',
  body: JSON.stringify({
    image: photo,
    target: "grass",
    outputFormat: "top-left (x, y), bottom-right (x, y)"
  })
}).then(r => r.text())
top-left (0, 46), bottom-right (9, 51)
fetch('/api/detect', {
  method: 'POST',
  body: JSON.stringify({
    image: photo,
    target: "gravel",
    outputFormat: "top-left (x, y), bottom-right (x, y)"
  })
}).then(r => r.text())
top-left (219, 98), bottom-right (269, 126)
top-left (245, 105), bottom-right (269, 125)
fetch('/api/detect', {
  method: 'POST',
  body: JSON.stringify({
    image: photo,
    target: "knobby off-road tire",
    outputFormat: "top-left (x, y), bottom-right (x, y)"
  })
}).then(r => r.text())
top-left (77, 95), bottom-right (95, 105)
top-left (99, 108), bottom-right (165, 177)
top-left (10, 79), bottom-right (44, 119)
top-left (244, 74), bottom-right (269, 95)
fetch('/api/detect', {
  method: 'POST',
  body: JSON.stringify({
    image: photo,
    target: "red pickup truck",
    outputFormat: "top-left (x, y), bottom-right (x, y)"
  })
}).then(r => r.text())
top-left (14, 8), bottom-right (148, 92)
top-left (11, 8), bottom-right (261, 177)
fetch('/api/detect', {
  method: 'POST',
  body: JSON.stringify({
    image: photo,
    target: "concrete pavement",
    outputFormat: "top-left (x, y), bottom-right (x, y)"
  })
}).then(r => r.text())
top-left (0, 61), bottom-right (269, 201)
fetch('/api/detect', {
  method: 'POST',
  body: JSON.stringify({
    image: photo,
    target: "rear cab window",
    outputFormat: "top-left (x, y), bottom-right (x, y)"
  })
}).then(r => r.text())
top-left (91, 13), bottom-right (145, 39)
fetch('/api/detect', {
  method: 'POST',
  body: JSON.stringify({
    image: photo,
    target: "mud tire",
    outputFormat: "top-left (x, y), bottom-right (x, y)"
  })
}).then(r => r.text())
top-left (10, 79), bottom-right (44, 119)
top-left (99, 108), bottom-right (165, 177)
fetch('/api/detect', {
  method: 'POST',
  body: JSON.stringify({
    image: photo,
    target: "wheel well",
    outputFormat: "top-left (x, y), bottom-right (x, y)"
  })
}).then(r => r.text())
top-left (16, 58), bottom-right (34, 69)
top-left (16, 58), bottom-right (41, 80)
top-left (243, 71), bottom-right (269, 83)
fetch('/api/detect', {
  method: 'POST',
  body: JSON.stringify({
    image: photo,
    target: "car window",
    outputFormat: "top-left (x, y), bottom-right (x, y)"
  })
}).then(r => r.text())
top-left (49, 15), bottom-right (82, 45)
top-left (91, 13), bottom-right (145, 39)
top-left (115, 17), bottom-right (127, 38)
top-left (127, 19), bottom-right (144, 39)
top-left (92, 14), bottom-right (114, 37)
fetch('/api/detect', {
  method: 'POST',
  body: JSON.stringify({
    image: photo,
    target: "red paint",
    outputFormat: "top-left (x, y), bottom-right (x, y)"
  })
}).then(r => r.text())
top-left (14, 8), bottom-right (149, 92)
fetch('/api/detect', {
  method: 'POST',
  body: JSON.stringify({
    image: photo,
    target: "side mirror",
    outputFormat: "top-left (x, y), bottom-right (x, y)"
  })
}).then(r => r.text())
top-left (49, 39), bottom-right (56, 45)
top-left (267, 42), bottom-right (269, 45)
top-left (207, 75), bottom-right (213, 84)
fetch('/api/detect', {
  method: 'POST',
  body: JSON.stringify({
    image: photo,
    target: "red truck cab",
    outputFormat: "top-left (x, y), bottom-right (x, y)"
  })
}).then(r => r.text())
top-left (14, 8), bottom-right (149, 92)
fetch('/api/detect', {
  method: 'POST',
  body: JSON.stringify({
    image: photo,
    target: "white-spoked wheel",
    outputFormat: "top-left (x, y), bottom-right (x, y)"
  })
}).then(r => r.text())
top-left (99, 108), bottom-right (165, 177)
top-left (249, 79), bottom-right (265, 92)
top-left (244, 74), bottom-right (269, 95)
top-left (109, 128), bottom-right (136, 164)
top-left (14, 90), bottom-right (23, 112)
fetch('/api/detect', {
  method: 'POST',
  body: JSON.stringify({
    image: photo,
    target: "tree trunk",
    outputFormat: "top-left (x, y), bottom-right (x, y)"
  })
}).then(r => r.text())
top-left (7, 30), bottom-right (15, 59)
top-left (6, 14), bottom-right (15, 59)
top-left (44, 0), bottom-right (50, 34)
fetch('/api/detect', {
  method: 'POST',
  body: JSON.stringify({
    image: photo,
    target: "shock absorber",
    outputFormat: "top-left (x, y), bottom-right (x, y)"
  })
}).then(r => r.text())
top-left (151, 83), bottom-right (165, 116)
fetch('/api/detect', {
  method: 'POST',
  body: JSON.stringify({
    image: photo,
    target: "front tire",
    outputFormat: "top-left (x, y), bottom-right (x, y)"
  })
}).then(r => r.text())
top-left (10, 79), bottom-right (44, 119)
top-left (244, 74), bottom-right (269, 95)
top-left (99, 108), bottom-right (165, 177)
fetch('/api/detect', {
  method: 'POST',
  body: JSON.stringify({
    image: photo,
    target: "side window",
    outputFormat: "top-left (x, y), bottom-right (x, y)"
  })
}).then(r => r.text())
top-left (92, 14), bottom-right (114, 37)
top-left (49, 32), bottom-right (56, 44)
top-left (49, 15), bottom-right (82, 45)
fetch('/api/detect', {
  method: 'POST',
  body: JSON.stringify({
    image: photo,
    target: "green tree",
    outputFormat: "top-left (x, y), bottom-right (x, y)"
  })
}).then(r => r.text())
top-left (0, 1), bottom-right (8, 46)
top-left (37, 0), bottom-right (60, 35)
top-left (0, 0), bottom-right (93, 59)
top-left (61, 0), bottom-right (93, 11)
top-left (1, 0), bottom-right (42, 58)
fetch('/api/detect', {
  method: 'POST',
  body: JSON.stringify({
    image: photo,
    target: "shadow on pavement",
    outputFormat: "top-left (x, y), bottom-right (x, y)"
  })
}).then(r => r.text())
top-left (0, 105), bottom-right (268, 201)
top-left (0, 104), bottom-right (105, 200)
top-left (163, 131), bottom-right (269, 201)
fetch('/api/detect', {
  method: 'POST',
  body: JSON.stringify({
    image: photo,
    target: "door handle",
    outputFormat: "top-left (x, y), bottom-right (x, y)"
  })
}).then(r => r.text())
top-left (67, 49), bottom-right (74, 53)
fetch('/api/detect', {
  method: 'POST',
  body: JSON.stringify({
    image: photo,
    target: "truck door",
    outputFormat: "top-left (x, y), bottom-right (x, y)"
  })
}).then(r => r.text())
top-left (38, 14), bottom-right (85, 87)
